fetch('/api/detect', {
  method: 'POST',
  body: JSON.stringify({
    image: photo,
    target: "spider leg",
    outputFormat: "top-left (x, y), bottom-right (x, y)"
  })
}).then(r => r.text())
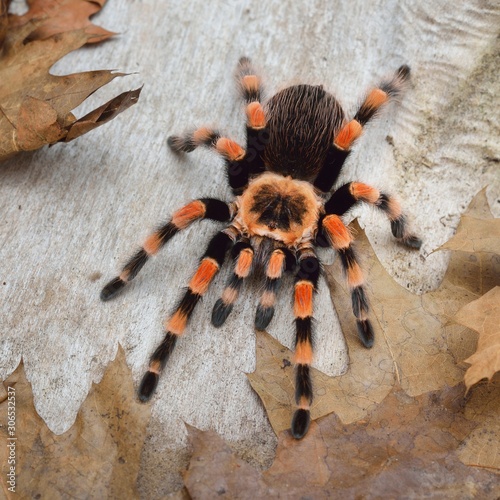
top-left (168, 57), bottom-right (268, 195)
top-left (314, 65), bottom-right (411, 193)
top-left (291, 245), bottom-right (320, 439)
top-left (211, 240), bottom-right (254, 327)
top-left (236, 56), bottom-right (263, 105)
top-left (321, 215), bottom-right (374, 348)
top-left (236, 56), bottom-right (267, 176)
top-left (323, 182), bottom-right (422, 249)
top-left (255, 247), bottom-right (294, 330)
top-left (168, 127), bottom-right (254, 196)
top-left (100, 198), bottom-right (231, 301)
top-left (139, 230), bottom-right (233, 401)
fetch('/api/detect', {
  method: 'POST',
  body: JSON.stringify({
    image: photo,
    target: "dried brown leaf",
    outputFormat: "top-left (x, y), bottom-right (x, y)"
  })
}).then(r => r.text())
top-left (327, 189), bottom-right (499, 417)
top-left (183, 383), bottom-right (500, 498)
top-left (457, 381), bottom-right (500, 471)
top-left (0, 346), bottom-right (151, 498)
top-left (0, 0), bottom-right (10, 48)
top-left (61, 87), bottom-right (142, 142)
top-left (0, 2), bottom-right (139, 161)
top-left (267, 384), bottom-right (500, 497)
top-left (453, 286), bottom-right (500, 390)
top-left (438, 216), bottom-right (500, 254)
top-left (183, 425), bottom-right (268, 499)
top-left (9, 0), bottom-right (115, 42)
top-left (421, 189), bottom-right (500, 368)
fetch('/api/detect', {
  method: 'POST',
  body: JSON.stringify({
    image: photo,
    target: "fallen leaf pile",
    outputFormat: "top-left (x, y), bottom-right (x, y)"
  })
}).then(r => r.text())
top-left (0, 190), bottom-right (498, 498)
top-left (0, 0), bottom-right (140, 161)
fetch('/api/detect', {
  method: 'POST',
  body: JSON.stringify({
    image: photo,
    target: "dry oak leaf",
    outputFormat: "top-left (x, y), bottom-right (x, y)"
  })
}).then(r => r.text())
top-left (248, 189), bottom-right (499, 437)
top-left (0, 5), bottom-right (140, 161)
top-left (9, 0), bottom-right (114, 42)
top-left (183, 383), bottom-right (500, 499)
top-left (0, 346), bottom-right (151, 499)
top-left (453, 286), bottom-right (500, 390)
top-left (437, 215), bottom-right (500, 254)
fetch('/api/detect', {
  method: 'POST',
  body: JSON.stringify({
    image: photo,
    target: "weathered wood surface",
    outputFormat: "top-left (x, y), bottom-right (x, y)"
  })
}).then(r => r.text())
top-left (1, 0), bottom-right (499, 494)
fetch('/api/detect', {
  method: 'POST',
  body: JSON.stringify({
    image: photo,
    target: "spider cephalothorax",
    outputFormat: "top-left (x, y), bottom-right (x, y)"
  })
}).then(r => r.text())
top-left (236, 172), bottom-right (321, 244)
top-left (101, 58), bottom-right (421, 439)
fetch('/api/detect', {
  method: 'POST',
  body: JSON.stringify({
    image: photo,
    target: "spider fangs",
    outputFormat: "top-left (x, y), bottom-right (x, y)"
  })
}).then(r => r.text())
top-left (101, 57), bottom-right (421, 439)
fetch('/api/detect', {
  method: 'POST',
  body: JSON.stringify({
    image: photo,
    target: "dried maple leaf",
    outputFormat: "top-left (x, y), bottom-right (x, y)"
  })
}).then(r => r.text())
top-left (182, 383), bottom-right (500, 498)
top-left (0, 2), bottom-right (140, 161)
top-left (9, 0), bottom-right (114, 42)
top-left (453, 286), bottom-right (500, 390)
top-left (248, 189), bottom-right (499, 435)
top-left (0, 347), bottom-right (151, 498)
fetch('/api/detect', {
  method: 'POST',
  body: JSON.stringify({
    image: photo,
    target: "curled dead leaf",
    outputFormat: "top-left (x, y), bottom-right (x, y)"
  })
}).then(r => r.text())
top-left (62, 87), bottom-right (142, 142)
top-left (0, 2), bottom-right (139, 161)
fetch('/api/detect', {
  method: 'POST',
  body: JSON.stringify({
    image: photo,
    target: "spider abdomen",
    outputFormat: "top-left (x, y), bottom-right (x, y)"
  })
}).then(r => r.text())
top-left (263, 84), bottom-right (345, 180)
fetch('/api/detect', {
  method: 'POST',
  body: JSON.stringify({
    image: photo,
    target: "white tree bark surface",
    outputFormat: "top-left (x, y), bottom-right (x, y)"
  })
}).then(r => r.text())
top-left (1, 0), bottom-right (499, 495)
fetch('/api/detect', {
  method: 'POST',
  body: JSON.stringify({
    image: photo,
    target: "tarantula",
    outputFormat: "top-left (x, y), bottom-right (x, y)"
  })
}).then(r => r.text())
top-left (101, 57), bottom-right (421, 439)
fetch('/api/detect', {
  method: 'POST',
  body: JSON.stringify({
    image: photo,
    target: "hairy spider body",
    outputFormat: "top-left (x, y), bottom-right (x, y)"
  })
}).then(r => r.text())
top-left (264, 84), bottom-right (344, 179)
top-left (101, 58), bottom-right (421, 439)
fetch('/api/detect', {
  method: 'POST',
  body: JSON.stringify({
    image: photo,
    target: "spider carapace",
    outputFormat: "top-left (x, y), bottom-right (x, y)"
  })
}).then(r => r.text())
top-left (101, 58), bottom-right (421, 439)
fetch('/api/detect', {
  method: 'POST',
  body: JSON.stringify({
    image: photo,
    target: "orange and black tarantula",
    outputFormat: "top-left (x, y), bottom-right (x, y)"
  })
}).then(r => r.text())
top-left (101, 58), bottom-right (421, 439)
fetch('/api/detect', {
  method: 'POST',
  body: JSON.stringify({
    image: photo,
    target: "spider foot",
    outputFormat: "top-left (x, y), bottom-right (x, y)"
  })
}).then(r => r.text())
top-left (356, 319), bottom-right (374, 348)
top-left (138, 371), bottom-right (159, 402)
top-left (167, 135), bottom-right (196, 153)
top-left (100, 277), bottom-right (126, 301)
top-left (400, 234), bottom-right (422, 250)
top-left (255, 304), bottom-right (274, 330)
top-left (212, 299), bottom-right (233, 327)
top-left (291, 409), bottom-right (311, 439)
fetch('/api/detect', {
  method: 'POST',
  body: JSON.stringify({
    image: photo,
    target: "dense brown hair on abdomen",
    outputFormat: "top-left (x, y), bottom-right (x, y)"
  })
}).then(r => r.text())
top-left (263, 85), bottom-right (345, 180)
